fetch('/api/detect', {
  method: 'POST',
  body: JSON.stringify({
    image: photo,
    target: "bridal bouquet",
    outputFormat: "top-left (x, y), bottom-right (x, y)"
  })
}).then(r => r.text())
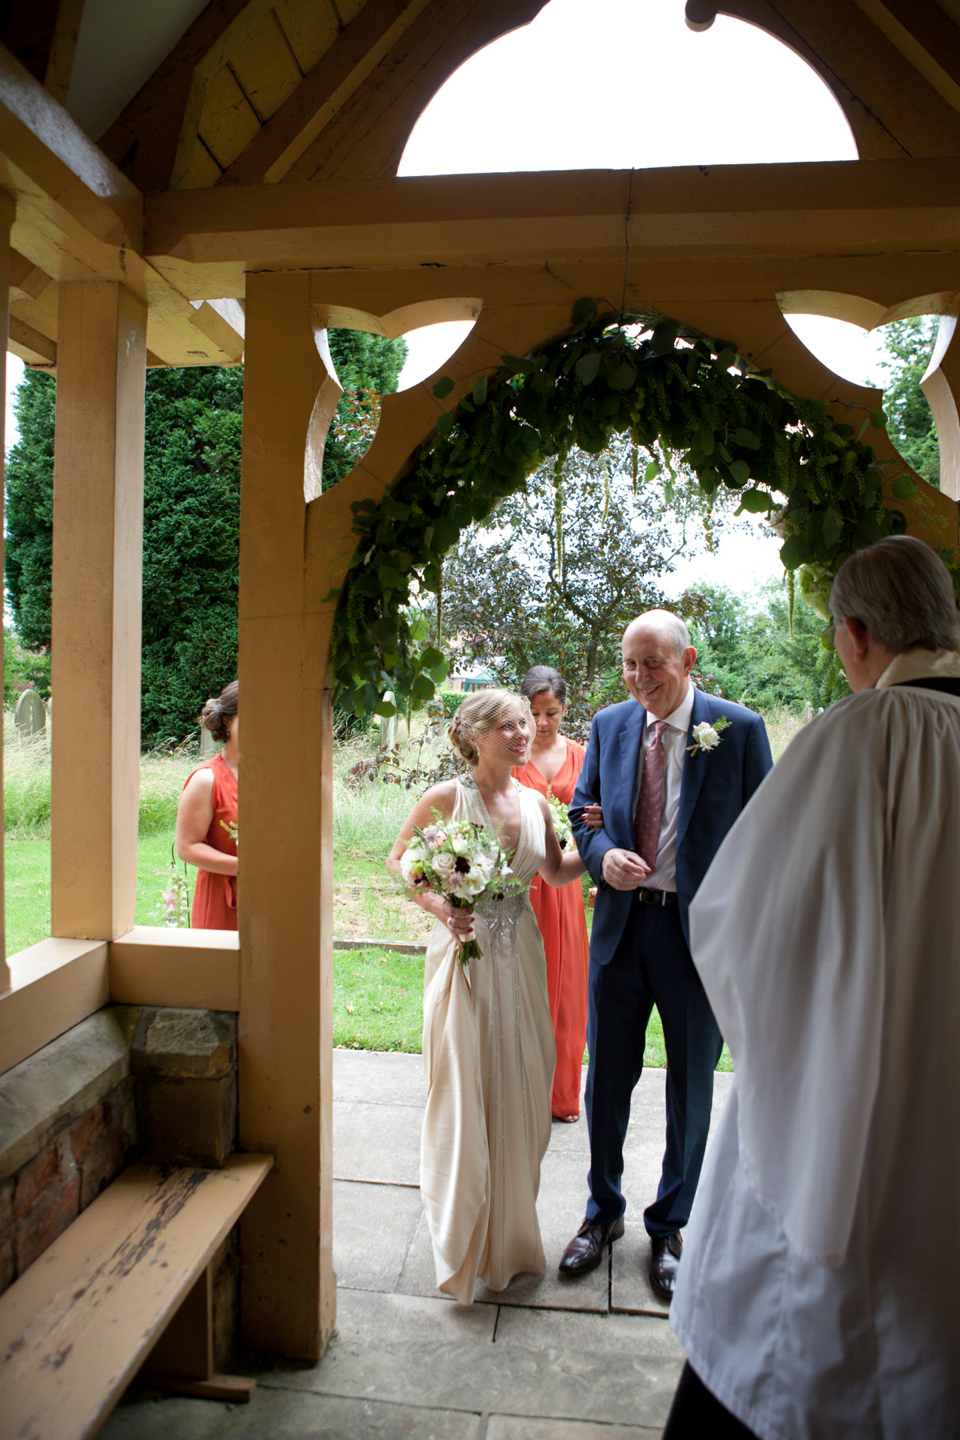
top-left (400, 815), bottom-right (517, 965)
top-left (546, 790), bottom-right (574, 851)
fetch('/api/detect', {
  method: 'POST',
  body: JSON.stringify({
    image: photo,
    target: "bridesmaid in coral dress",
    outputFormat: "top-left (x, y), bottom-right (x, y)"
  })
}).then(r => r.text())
top-left (176, 681), bottom-right (239, 930)
top-left (512, 667), bottom-right (590, 1122)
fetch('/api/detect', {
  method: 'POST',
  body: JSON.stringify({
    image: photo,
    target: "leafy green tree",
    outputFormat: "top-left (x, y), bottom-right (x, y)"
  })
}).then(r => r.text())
top-left (322, 330), bottom-right (407, 490)
top-left (3, 627), bottom-right (51, 707)
top-left (687, 579), bottom-right (847, 712)
top-left (878, 316), bottom-right (939, 487)
top-left (5, 370), bottom-right (55, 651)
top-left (437, 438), bottom-right (743, 724)
top-left (4, 330), bottom-right (406, 741)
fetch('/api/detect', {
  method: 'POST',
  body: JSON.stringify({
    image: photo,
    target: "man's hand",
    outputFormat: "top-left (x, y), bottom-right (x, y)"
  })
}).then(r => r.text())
top-left (601, 848), bottom-right (651, 890)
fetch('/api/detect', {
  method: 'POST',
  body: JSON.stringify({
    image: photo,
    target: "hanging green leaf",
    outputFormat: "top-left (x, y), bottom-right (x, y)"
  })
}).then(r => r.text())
top-left (571, 297), bottom-right (598, 326)
top-left (737, 488), bottom-right (771, 514)
top-left (432, 376), bottom-right (454, 398)
top-left (575, 351), bottom-right (602, 386)
top-left (473, 376), bottom-right (488, 406)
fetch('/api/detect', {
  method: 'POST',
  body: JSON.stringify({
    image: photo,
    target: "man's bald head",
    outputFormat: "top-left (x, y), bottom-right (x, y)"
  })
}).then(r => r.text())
top-left (621, 611), bottom-right (696, 719)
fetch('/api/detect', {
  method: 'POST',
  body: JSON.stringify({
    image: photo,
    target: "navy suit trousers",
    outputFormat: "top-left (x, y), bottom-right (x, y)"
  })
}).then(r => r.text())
top-left (584, 898), bottom-right (723, 1237)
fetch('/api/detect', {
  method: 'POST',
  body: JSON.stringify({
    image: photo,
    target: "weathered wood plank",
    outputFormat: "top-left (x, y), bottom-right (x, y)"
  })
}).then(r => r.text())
top-left (0, 1153), bottom-right (272, 1440)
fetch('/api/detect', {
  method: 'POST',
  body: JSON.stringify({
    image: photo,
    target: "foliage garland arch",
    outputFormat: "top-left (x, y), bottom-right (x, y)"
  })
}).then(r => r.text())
top-left (330, 299), bottom-right (920, 716)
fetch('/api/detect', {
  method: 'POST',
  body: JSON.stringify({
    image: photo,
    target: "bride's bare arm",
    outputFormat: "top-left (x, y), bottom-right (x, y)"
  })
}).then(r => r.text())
top-left (386, 780), bottom-right (473, 941)
top-left (535, 794), bottom-right (586, 887)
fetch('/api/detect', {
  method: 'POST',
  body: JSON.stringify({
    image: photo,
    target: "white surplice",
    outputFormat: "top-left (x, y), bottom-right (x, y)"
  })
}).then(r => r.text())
top-left (672, 651), bottom-right (960, 1439)
top-left (419, 776), bottom-right (555, 1304)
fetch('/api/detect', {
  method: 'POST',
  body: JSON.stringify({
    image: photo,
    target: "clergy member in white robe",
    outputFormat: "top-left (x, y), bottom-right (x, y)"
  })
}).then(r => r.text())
top-left (666, 534), bottom-right (960, 1440)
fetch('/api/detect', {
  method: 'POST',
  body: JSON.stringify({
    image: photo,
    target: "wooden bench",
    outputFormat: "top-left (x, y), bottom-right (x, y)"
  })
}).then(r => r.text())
top-left (0, 1152), bottom-right (273, 1440)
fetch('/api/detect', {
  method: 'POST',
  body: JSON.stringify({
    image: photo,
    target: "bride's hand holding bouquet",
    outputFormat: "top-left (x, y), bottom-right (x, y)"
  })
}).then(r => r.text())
top-left (399, 814), bottom-right (519, 965)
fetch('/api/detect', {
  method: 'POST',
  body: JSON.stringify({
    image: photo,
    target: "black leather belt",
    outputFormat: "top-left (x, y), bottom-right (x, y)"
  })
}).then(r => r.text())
top-left (636, 887), bottom-right (678, 906)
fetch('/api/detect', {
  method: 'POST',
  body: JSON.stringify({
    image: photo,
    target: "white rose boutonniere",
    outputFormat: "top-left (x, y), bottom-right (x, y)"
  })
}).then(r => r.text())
top-left (688, 715), bottom-right (731, 757)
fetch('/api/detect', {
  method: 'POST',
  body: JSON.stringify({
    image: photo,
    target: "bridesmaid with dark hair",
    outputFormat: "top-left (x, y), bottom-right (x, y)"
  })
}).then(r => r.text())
top-left (176, 680), bottom-right (239, 930)
top-left (512, 666), bottom-right (590, 1122)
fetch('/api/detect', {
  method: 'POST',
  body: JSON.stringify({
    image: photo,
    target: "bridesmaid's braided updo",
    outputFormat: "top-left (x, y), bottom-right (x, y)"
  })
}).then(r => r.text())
top-left (448, 689), bottom-right (532, 765)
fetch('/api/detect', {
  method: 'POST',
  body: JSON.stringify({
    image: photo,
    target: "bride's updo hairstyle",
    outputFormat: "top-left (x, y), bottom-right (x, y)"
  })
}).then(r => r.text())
top-left (448, 688), bottom-right (532, 765)
top-left (200, 680), bottom-right (238, 744)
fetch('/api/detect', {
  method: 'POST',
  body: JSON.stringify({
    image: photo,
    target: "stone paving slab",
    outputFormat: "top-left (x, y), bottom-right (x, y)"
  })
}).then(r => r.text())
top-left (333, 1048), bottom-right (426, 1107)
top-left (104, 1386), bottom-right (482, 1440)
top-left (488, 1418), bottom-right (661, 1440)
top-left (270, 1287), bottom-right (682, 1431)
top-left (333, 1178), bottom-right (423, 1291)
top-left (333, 1097), bottom-right (423, 1185)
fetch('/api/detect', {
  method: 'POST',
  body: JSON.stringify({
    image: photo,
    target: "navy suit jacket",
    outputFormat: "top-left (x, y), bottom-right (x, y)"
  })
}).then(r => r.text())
top-left (571, 688), bottom-right (773, 954)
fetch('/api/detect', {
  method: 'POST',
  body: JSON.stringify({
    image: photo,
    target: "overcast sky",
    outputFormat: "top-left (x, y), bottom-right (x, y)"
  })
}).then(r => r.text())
top-left (5, 0), bottom-right (913, 598)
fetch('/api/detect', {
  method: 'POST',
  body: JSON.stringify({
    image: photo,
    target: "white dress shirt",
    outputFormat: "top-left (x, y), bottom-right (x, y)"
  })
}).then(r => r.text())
top-left (634, 683), bottom-right (694, 892)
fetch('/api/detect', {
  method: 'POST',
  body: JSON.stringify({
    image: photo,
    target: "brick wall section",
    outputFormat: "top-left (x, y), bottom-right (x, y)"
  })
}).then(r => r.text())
top-left (0, 1006), bottom-right (238, 1299)
top-left (1, 1077), bottom-right (136, 1291)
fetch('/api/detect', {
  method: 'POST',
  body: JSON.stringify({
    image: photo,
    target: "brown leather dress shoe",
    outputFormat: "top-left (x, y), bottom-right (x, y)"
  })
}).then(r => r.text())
top-left (649, 1232), bottom-right (682, 1302)
top-left (558, 1215), bottom-right (625, 1277)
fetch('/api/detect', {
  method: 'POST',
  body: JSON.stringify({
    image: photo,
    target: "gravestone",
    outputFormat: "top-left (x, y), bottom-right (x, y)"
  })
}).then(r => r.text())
top-left (15, 689), bottom-right (46, 742)
top-left (379, 692), bottom-right (398, 750)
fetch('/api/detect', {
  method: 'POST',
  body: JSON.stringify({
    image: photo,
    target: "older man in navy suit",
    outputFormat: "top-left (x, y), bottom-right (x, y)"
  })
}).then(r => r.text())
top-left (561, 610), bottom-right (772, 1300)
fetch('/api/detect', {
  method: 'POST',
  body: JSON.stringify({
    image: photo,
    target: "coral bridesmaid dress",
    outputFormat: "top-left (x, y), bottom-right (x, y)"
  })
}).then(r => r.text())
top-left (513, 738), bottom-right (589, 1119)
top-left (183, 752), bottom-right (238, 930)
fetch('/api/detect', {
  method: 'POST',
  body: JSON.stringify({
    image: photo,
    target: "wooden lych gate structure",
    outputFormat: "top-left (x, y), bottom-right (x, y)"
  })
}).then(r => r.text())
top-left (1, 0), bottom-right (959, 1393)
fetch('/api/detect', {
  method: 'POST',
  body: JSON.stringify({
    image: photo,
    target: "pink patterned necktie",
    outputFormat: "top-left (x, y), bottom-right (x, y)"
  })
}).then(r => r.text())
top-left (635, 720), bottom-right (667, 868)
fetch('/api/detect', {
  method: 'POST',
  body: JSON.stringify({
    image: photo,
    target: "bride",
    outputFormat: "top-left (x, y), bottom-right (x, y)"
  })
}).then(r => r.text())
top-left (387, 688), bottom-right (586, 1303)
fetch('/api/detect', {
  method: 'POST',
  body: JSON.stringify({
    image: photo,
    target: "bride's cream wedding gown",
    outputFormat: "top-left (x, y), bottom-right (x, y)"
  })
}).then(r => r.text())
top-left (419, 775), bottom-right (556, 1303)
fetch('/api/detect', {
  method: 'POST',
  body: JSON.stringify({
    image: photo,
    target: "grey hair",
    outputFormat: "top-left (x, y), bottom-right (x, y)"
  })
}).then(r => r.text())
top-left (829, 536), bottom-right (960, 653)
top-left (448, 689), bottom-right (532, 765)
top-left (624, 609), bottom-right (691, 656)
top-left (520, 666), bottom-right (567, 706)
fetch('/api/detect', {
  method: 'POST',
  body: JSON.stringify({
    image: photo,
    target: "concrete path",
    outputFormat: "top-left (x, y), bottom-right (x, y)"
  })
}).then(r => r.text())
top-left (103, 1051), bottom-right (732, 1440)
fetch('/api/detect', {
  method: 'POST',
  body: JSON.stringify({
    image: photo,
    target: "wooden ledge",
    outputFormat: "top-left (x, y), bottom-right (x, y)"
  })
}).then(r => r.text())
top-left (0, 938), bottom-right (109, 1078)
top-left (109, 927), bottom-right (240, 1011)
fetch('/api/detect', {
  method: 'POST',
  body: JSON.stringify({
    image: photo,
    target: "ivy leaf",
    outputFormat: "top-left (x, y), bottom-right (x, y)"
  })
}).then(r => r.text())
top-left (571, 297), bottom-right (597, 326)
top-left (500, 355), bottom-right (536, 375)
top-left (726, 460), bottom-right (751, 488)
top-left (644, 460), bottom-right (660, 483)
top-left (319, 587), bottom-right (341, 603)
top-left (716, 347), bottom-right (737, 371)
top-left (530, 370), bottom-right (554, 395)
top-left (737, 488), bottom-right (770, 514)
top-left (436, 412), bottom-right (456, 436)
top-left (378, 564), bottom-right (404, 588)
top-left (731, 428), bottom-right (760, 450)
top-left (891, 473), bottom-right (917, 500)
top-left (473, 376), bottom-right (488, 406)
top-left (698, 429), bottom-right (715, 456)
top-left (575, 351), bottom-right (602, 386)
top-left (432, 376), bottom-right (454, 399)
top-left (651, 321), bottom-right (680, 354)
top-left (421, 646), bottom-right (445, 668)
top-left (411, 673), bottom-right (435, 701)
top-left (780, 535), bottom-right (807, 569)
top-left (430, 661), bottom-right (449, 684)
top-left (607, 362), bottom-right (637, 391)
top-left (821, 507), bottom-right (843, 549)
top-left (717, 443), bottom-right (733, 464)
top-left (374, 698), bottom-right (397, 717)
top-left (869, 408), bottom-right (887, 429)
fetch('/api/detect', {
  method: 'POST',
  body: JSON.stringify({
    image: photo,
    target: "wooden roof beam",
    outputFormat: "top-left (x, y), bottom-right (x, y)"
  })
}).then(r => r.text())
top-left (218, 0), bottom-right (433, 186)
top-left (145, 159), bottom-right (960, 296)
top-left (96, 0), bottom-right (276, 193)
